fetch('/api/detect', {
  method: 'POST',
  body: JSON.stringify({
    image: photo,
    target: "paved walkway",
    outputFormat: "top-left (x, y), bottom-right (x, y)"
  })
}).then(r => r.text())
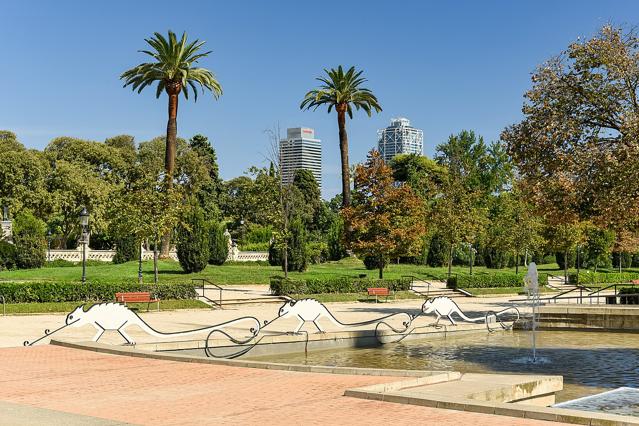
top-left (0, 345), bottom-right (559, 425)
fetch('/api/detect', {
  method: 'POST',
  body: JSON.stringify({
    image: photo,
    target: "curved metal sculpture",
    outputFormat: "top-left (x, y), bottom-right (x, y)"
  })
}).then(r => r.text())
top-left (25, 297), bottom-right (521, 358)
top-left (24, 302), bottom-right (260, 346)
top-left (421, 296), bottom-right (520, 331)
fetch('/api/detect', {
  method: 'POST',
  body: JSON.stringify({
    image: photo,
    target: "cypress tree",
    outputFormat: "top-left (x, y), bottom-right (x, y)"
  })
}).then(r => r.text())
top-left (176, 206), bottom-right (210, 273)
top-left (209, 222), bottom-right (229, 265)
top-left (287, 217), bottom-right (307, 272)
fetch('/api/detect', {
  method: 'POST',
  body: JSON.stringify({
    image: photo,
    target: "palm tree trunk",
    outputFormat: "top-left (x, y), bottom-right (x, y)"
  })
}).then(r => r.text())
top-left (160, 88), bottom-right (179, 258)
top-left (336, 107), bottom-right (351, 208)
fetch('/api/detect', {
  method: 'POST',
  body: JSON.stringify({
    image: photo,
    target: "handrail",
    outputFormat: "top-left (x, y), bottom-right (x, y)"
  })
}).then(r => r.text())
top-left (549, 285), bottom-right (588, 304)
top-left (0, 295), bottom-right (4, 316)
top-left (192, 278), bottom-right (223, 308)
top-left (401, 275), bottom-right (430, 297)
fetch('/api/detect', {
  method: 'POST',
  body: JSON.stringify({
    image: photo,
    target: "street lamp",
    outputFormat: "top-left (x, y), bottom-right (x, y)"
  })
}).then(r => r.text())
top-left (47, 230), bottom-right (52, 262)
top-left (79, 207), bottom-right (89, 284)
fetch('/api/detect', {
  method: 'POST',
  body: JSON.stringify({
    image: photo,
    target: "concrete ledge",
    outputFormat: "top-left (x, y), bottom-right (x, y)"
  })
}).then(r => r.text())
top-left (344, 376), bottom-right (639, 425)
top-left (50, 339), bottom-right (446, 377)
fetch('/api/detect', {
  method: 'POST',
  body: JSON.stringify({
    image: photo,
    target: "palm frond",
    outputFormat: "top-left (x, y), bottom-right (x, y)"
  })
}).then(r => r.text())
top-left (121, 30), bottom-right (222, 102)
top-left (299, 65), bottom-right (382, 117)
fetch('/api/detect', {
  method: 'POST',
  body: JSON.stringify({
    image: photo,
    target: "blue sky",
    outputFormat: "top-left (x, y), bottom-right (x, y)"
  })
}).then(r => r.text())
top-left (2, 1), bottom-right (638, 198)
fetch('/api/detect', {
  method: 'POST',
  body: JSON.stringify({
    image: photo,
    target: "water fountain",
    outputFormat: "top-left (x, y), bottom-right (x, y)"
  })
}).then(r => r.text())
top-left (523, 262), bottom-right (540, 362)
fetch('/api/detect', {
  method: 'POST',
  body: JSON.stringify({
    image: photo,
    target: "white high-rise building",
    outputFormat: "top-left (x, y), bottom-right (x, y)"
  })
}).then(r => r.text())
top-left (377, 117), bottom-right (424, 162)
top-left (279, 127), bottom-right (322, 189)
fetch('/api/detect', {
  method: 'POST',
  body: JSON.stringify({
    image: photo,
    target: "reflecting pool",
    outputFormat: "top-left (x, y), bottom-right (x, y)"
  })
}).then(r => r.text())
top-left (249, 330), bottom-right (639, 402)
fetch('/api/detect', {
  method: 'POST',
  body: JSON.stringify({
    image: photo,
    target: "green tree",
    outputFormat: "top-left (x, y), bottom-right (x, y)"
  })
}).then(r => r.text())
top-left (300, 66), bottom-right (381, 208)
top-left (189, 134), bottom-right (222, 221)
top-left (209, 222), bottom-right (229, 266)
top-left (0, 130), bottom-right (25, 152)
top-left (342, 150), bottom-right (426, 278)
top-left (286, 216), bottom-right (307, 272)
top-left (176, 205), bottom-right (210, 273)
top-left (13, 211), bottom-right (46, 269)
top-left (547, 222), bottom-right (585, 282)
top-left (327, 217), bottom-right (348, 261)
top-left (121, 31), bottom-right (222, 256)
top-left (583, 227), bottom-right (615, 272)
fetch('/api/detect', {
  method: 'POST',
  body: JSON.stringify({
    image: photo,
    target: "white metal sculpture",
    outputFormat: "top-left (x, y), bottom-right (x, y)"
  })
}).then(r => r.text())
top-left (421, 296), bottom-right (520, 330)
top-left (277, 298), bottom-right (410, 333)
top-left (25, 302), bottom-right (260, 346)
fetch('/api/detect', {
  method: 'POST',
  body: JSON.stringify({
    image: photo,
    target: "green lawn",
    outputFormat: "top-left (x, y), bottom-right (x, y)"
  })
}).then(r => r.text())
top-left (0, 257), bottom-right (627, 287)
top-left (0, 299), bottom-right (210, 315)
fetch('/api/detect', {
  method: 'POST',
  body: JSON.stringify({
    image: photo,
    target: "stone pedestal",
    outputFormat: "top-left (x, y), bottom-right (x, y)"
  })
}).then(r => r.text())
top-left (1, 220), bottom-right (12, 242)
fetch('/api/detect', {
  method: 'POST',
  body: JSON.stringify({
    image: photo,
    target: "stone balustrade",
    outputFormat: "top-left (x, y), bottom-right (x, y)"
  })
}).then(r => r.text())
top-left (47, 248), bottom-right (267, 263)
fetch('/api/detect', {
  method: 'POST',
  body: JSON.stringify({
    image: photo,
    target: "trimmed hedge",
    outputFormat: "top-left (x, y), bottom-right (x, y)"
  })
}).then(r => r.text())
top-left (446, 272), bottom-right (551, 289)
top-left (0, 282), bottom-right (197, 303)
top-left (270, 276), bottom-right (411, 296)
top-left (568, 272), bottom-right (639, 285)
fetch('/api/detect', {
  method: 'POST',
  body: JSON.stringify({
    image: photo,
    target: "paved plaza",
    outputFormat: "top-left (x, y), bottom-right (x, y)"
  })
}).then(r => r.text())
top-left (0, 345), bottom-right (560, 425)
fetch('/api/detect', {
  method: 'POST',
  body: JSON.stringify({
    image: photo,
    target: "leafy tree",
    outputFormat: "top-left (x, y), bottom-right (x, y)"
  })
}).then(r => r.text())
top-left (431, 176), bottom-right (487, 277)
top-left (503, 25), bottom-right (639, 228)
top-left (0, 130), bottom-right (25, 152)
top-left (287, 216), bottom-right (307, 272)
top-left (13, 211), bottom-right (46, 269)
top-left (176, 205), bottom-right (210, 273)
top-left (342, 150), bottom-right (426, 278)
top-left (436, 130), bottom-right (512, 196)
top-left (112, 234), bottom-right (139, 264)
top-left (547, 222), bottom-right (585, 282)
top-left (0, 240), bottom-right (17, 270)
top-left (121, 31), bottom-right (222, 256)
top-left (189, 134), bottom-right (222, 221)
top-left (389, 154), bottom-right (447, 200)
top-left (583, 227), bottom-right (615, 272)
top-left (300, 66), bottom-right (381, 208)
top-left (293, 169), bottom-right (322, 231)
top-left (327, 217), bottom-right (348, 261)
top-left (209, 222), bottom-right (229, 265)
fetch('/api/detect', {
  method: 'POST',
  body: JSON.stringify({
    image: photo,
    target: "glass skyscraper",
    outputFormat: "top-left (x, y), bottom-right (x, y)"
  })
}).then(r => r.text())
top-left (279, 127), bottom-right (322, 189)
top-left (377, 118), bottom-right (424, 162)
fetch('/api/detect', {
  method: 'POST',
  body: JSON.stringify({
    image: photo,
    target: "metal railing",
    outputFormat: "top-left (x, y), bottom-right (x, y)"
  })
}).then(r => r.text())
top-left (401, 275), bottom-right (430, 297)
top-left (511, 282), bottom-right (639, 305)
top-left (192, 278), bottom-right (223, 309)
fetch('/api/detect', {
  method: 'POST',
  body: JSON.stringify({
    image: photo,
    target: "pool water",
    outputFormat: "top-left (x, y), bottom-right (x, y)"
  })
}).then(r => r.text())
top-left (249, 330), bottom-right (639, 402)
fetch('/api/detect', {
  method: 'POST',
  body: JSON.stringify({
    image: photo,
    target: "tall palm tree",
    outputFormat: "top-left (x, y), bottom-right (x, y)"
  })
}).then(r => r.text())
top-left (300, 65), bottom-right (381, 208)
top-left (121, 30), bottom-right (222, 256)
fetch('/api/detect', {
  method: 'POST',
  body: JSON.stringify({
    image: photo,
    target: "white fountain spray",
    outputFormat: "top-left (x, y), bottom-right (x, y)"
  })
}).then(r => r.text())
top-left (524, 262), bottom-right (540, 362)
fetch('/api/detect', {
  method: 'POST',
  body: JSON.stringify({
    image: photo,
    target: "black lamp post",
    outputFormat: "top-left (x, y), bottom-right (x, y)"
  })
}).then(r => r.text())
top-left (79, 207), bottom-right (89, 284)
top-left (47, 230), bottom-right (52, 262)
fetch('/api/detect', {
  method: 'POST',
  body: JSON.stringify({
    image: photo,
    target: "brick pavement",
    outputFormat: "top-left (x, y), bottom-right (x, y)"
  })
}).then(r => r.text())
top-left (0, 345), bottom-right (561, 425)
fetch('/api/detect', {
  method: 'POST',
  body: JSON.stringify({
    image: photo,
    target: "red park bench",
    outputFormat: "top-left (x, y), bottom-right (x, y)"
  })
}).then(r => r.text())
top-left (366, 287), bottom-right (393, 303)
top-left (115, 291), bottom-right (160, 312)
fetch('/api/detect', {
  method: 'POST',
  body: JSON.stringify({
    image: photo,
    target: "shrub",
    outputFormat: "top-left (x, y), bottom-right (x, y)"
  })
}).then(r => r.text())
top-left (0, 282), bottom-right (197, 303)
top-left (238, 242), bottom-right (269, 251)
top-left (327, 219), bottom-right (348, 261)
top-left (45, 259), bottom-right (75, 268)
top-left (270, 276), bottom-right (411, 296)
top-left (307, 241), bottom-right (328, 264)
top-left (446, 271), bottom-right (551, 289)
top-left (363, 255), bottom-right (389, 271)
top-left (209, 222), bottom-right (229, 266)
top-left (268, 241), bottom-right (282, 266)
top-left (287, 217), bottom-right (307, 272)
top-left (0, 240), bottom-right (17, 270)
top-left (176, 206), bottom-right (210, 273)
top-left (13, 212), bottom-right (46, 269)
top-left (568, 271), bottom-right (639, 285)
top-left (113, 234), bottom-right (139, 264)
